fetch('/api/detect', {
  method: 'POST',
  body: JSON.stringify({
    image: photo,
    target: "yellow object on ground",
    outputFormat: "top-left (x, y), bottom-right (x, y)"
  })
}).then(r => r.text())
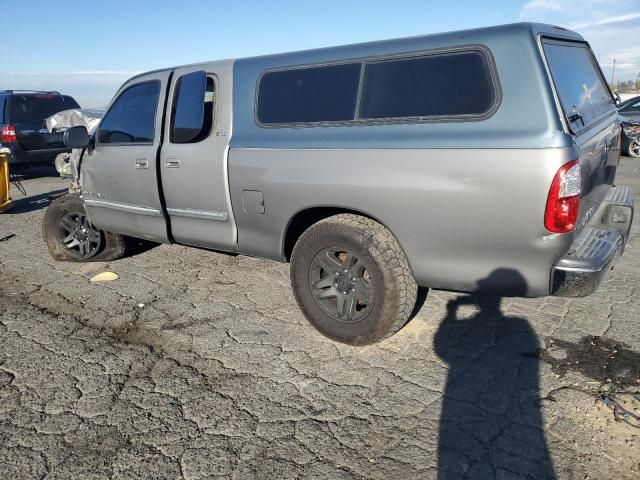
top-left (0, 151), bottom-right (13, 213)
top-left (90, 272), bottom-right (119, 283)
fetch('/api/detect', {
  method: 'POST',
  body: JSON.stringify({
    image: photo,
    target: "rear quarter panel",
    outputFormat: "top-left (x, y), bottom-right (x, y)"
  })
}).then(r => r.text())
top-left (229, 147), bottom-right (576, 296)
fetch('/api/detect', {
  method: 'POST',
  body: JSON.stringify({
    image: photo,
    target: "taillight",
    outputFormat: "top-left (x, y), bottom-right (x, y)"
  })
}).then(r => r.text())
top-left (544, 160), bottom-right (581, 233)
top-left (1, 125), bottom-right (17, 143)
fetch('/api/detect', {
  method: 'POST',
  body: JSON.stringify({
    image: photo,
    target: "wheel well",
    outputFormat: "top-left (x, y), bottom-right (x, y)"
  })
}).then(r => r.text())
top-left (283, 207), bottom-right (374, 261)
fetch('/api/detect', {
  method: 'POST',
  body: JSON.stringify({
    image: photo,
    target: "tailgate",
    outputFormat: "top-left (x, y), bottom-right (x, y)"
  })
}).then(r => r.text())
top-left (542, 38), bottom-right (620, 235)
top-left (14, 121), bottom-right (65, 150)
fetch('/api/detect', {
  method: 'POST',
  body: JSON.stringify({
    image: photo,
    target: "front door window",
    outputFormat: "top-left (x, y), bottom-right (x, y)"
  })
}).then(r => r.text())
top-left (98, 81), bottom-right (160, 145)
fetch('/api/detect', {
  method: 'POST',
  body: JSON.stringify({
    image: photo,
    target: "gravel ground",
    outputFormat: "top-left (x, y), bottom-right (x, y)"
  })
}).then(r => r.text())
top-left (1, 160), bottom-right (639, 479)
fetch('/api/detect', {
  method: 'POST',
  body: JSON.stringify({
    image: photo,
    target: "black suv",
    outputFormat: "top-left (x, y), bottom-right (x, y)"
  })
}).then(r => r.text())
top-left (0, 90), bottom-right (80, 165)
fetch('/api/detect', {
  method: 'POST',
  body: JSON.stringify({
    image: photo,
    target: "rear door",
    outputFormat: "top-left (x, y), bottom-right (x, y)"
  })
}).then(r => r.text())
top-left (542, 38), bottom-right (619, 231)
top-left (81, 72), bottom-right (171, 242)
top-left (8, 94), bottom-right (80, 150)
top-left (159, 63), bottom-right (236, 251)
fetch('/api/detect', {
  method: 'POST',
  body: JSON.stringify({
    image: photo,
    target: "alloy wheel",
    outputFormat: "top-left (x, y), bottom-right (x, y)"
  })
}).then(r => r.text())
top-left (309, 247), bottom-right (375, 322)
top-left (56, 212), bottom-right (102, 259)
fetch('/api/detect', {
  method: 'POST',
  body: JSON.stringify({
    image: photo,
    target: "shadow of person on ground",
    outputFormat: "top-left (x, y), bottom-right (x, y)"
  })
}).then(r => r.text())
top-left (434, 269), bottom-right (555, 479)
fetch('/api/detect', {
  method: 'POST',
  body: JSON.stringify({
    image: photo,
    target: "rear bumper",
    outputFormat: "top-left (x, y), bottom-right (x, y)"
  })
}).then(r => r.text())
top-left (551, 185), bottom-right (634, 297)
top-left (2, 145), bottom-right (69, 165)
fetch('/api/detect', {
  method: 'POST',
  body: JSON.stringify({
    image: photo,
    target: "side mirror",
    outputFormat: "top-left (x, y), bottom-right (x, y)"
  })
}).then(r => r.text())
top-left (615, 92), bottom-right (622, 106)
top-left (63, 126), bottom-right (90, 149)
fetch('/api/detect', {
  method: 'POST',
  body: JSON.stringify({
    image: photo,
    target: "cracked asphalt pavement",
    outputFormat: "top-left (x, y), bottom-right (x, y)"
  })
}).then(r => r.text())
top-left (1, 160), bottom-right (640, 479)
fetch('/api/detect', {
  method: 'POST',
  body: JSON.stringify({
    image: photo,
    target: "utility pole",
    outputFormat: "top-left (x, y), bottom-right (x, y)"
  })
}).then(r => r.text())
top-left (610, 59), bottom-right (617, 91)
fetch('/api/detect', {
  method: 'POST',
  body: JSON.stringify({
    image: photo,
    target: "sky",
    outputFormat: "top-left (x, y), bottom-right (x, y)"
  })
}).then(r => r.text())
top-left (1, 0), bottom-right (639, 107)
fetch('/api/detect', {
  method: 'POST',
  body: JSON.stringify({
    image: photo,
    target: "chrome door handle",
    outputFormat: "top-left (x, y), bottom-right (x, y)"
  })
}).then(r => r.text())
top-left (135, 158), bottom-right (148, 169)
top-left (165, 159), bottom-right (181, 168)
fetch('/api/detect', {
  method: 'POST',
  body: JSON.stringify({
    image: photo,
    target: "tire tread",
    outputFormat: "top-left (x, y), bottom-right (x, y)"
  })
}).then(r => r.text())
top-left (42, 194), bottom-right (126, 262)
top-left (291, 213), bottom-right (418, 344)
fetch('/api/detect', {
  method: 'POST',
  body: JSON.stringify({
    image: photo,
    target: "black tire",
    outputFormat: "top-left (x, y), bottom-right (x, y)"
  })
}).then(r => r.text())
top-left (42, 194), bottom-right (126, 262)
top-left (290, 214), bottom-right (418, 346)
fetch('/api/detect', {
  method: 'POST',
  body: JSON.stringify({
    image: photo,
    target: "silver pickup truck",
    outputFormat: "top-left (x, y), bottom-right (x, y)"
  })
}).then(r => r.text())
top-left (43, 22), bottom-right (634, 345)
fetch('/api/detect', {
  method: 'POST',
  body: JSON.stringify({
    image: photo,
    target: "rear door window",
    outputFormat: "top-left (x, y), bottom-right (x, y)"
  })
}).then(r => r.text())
top-left (8, 95), bottom-right (80, 124)
top-left (543, 41), bottom-right (615, 133)
top-left (170, 71), bottom-right (215, 143)
top-left (98, 81), bottom-right (160, 144)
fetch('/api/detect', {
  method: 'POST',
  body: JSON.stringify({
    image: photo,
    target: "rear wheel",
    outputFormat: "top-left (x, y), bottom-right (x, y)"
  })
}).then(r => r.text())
top-left (43, 194), bottom-right (126, 262)
top-left (290, 214), bottom-right (417, 345)
top-left (628, 139), bottom-right (640, 158)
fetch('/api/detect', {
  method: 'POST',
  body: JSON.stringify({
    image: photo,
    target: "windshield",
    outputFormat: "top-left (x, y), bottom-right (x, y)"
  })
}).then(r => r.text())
top-left (8, 95), bottom-right (80, 124)
top-left (543, 40), bottom-right (615, 133)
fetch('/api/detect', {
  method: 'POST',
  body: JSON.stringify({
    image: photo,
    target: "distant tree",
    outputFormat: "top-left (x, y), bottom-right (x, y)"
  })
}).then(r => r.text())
top-left (617, 80), bottom-right (636, 92)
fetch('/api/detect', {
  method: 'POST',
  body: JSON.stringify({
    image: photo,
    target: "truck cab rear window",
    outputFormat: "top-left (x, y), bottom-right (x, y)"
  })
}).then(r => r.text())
top-left (257, 49), bottom-right (498, 126)
top-left (543, 41), bottom-right (614, 132)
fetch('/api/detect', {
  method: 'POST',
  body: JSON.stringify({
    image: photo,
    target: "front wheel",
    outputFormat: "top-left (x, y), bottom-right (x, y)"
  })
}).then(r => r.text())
top-left (42, 194), bottom-right (126, 262)
top-left (628, 139), bottom-right (640, 158)
top-left (290, 214), bottom-right (418, 346)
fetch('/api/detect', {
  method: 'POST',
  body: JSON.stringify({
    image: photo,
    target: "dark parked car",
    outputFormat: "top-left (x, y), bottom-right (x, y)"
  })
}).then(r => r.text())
top-left (618, 95), bottom-right (640, 157)
top-left (0, 90), bottom-right (81, 165)
top-left (618, 95), bottom-right (640, 111)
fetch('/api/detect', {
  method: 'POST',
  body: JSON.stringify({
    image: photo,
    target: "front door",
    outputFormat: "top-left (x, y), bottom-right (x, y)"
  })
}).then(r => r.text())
top-left (159, 64), bottom-right (236, 251)
top-left (81, 72), bottom-right (171, 242)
